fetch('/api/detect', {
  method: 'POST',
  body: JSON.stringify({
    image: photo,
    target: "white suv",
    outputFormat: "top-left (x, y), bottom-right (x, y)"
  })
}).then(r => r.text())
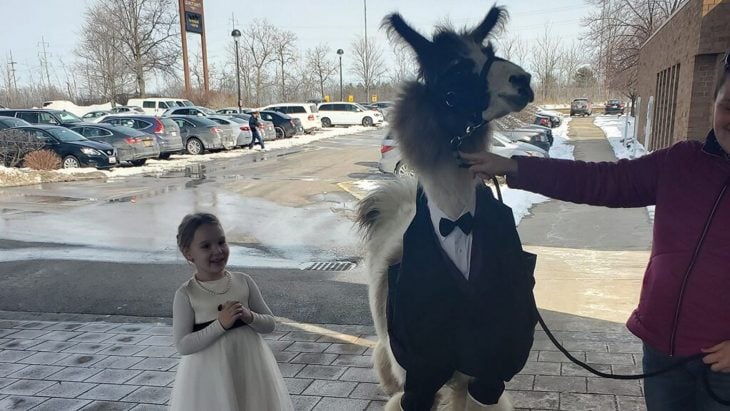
top-left (263, 103), bottom-right (319, 133)
top-left (317, 102), bottom-right (383, 127)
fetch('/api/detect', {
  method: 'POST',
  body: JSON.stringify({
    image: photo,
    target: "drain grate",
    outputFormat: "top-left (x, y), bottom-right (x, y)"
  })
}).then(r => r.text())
top-left (302, 261), bottom-right (357, 271)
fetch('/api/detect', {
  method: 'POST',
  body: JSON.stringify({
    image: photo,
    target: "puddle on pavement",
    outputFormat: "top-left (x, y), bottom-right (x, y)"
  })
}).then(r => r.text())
top-left (0, 194), bottom-right (89, 203)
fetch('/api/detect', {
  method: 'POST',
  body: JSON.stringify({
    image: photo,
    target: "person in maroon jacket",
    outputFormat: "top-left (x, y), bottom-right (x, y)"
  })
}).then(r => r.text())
top-left (461, 52), bottom-right (730, 411)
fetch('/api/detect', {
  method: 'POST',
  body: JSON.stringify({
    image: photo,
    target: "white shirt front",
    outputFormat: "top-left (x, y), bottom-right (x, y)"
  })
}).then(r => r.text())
top-left (427, 195), bottom-right (476, 279)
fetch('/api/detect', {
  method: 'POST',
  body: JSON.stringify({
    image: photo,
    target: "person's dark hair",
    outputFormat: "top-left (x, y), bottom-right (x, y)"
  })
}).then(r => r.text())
top-left (715, 51), bottom-right (730, 99)
top-left (177, 213), bottom-right (221, 253)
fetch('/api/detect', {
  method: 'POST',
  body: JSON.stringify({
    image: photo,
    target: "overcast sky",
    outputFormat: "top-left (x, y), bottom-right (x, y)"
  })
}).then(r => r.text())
top-left (0, 0), bottom-right (592, 91)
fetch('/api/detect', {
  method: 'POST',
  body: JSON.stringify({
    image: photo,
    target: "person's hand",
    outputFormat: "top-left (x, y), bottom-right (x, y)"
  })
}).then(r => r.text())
top-left (702, 341), bottom-right (730, 372)
top-left (217, 300), bottom-right (244, 330)
top-left (459, 151), bottom-right (519, 179)
top-left (240, 305), bottom-right (254, 324)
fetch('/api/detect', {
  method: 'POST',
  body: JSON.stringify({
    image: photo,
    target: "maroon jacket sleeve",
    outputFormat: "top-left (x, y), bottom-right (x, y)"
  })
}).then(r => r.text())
top-left (505, 149), bottom-right (669, 208)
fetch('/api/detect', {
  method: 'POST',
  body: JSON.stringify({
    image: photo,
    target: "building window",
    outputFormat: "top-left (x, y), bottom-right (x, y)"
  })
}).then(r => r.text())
top-left (651, 63), bottom-right (680, 150)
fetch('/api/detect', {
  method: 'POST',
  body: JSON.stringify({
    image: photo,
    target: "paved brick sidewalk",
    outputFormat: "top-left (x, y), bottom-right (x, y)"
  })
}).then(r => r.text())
top-left (0, 310), bottom-right (646, 411)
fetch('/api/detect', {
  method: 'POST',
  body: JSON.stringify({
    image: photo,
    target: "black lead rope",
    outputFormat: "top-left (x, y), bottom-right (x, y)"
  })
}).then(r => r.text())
top-left (489, 177), bottom-right (730, 406)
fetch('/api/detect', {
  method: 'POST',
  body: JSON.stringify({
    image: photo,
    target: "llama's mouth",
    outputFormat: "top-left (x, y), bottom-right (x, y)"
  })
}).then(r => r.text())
top-left (498, 93), bottom-right (531, 110)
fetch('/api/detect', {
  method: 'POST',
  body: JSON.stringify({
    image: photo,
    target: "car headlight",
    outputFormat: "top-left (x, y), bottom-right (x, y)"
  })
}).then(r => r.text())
top-left (81, 147), bottom-right (102, 156)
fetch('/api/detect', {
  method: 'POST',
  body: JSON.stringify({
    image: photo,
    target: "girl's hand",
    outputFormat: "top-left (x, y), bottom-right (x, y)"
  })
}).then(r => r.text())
top-left (218, 300), bottom-right (243, 330)
top-left (240, 305), bottom-right (254, 324)
top-left (459, 151), bottom-right (519, 179)
top-left (702, 341), bottom-right (730, 372)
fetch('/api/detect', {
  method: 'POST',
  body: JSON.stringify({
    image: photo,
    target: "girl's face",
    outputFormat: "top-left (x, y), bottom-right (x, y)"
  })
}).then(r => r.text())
top-left (184, 223), bottom-right (229, 278)
top-left (714, 77), bottom-right (730, 154)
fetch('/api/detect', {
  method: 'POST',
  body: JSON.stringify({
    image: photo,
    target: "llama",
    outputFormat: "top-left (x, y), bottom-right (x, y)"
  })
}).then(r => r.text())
top-left (357, 6), bottom-right (536, 411)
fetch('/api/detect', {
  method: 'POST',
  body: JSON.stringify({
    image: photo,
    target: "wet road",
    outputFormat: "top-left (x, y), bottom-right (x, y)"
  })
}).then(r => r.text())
top-left (0, 129), bottom-right (389, 324)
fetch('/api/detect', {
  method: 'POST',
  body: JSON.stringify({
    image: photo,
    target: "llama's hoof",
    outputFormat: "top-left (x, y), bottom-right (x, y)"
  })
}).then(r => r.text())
top-left (464, 391), bottom-right (513, 411)
top-left (384, 392), bottom-right (404, 411)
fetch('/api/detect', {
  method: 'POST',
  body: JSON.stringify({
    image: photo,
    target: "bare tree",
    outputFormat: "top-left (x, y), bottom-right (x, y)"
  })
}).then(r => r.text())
top-left (557, 41), bottom-right (586, 101)
top-left (582, 0), bottom-right (682, 110)
top-left (272, 29), bottom-right (298, 101)
top-left (75, 4), bottom-right (134, 104)
top-left (94, 0), bottom-right (180, 96)
top-left (242, 19), bottom-right (277, 106)
top-left (531, 24), bottom-right (561, 102)
top-left (305, 45), bottom-right (337, 100)
top-left (495, 34), bottom-right (529, 69)
top-left (389, 42), bottom-right (417, 86)
top-left (350, 36), bottom-right (388, 102)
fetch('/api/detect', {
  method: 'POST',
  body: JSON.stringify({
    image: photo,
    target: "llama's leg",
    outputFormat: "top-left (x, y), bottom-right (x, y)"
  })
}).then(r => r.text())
top-left (384, 392), bottom-right (405, 411)
top-left (374, 340), bottom-right (401, 395)
top-left (464, 392), bottom-right (513, 411)
top-left (399, 363), bottom-right (453, 411)
top-left (464, 380), bottom-right (513, 411)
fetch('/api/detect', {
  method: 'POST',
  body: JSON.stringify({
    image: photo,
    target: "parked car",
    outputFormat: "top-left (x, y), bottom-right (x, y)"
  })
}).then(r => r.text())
top-left (0, 108), bottom-right (83, 127)
top-left (259, 110), bottom-right (300, 138)
top-left (0, 116), bottom-right (30, 129)
top-left (81, 110), bottom-right (112, 121)
top-left (317, 102), bottom-right (384, 127)
top-left (370, 101), bottom-right (395, 121)
top-left (379, 129), bottom-right (547, 176)
top-left (97, 114), bottom-right (183, 159)
top-left (497, 128), bottom-right (551, 152)
top-left (492, 132), bottom-right (549, 158)
top-left (263, 103), bottom-right (319, 133)
top-left (570, 98), bottom-right (592, 116)
top-left (69, 123), bottom-right (160, 166)
top-left (227, 113), bottom-right (277, 141)
top-left (169, 115), bottom-right (232, 154)
top-left (13, 125), bottom-right (117, 169)
top-left (110, 106), bottom-right (145, 114)
top-left (163, 106), bottom-right (216, 117)
top-left (206, 114), bottom-right (253, 148)
top-left (536, 109), bottom-right (562, 128)
top-left (604, 99), bottom-right (625, 115)
top-left (126, 98), bottom-right (181, 116)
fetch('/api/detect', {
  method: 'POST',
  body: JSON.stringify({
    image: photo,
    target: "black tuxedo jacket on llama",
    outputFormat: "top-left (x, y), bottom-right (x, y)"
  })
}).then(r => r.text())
top-left (387, 183), bottom-right (538, 381)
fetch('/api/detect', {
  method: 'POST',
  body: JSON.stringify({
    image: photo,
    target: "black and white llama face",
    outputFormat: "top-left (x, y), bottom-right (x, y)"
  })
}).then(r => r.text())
top-left (384, 6), bottom-right (533, 126)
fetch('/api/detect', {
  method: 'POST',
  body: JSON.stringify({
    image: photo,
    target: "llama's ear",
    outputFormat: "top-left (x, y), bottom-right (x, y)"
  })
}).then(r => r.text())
top-left (470, 6), bottom-right (507, 44)
top-left (382, 13), bottom-right (432, 60)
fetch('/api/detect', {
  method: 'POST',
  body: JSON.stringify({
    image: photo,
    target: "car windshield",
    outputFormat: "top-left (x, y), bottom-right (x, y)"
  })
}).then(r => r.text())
top-left (198, 107), bottom-right (216, 115)
top-left (58, 111), bottom-right (82, 122)
top-left (47, 127), bottom-right (87, 142)
top-left (190, 117), bottom-right (218, 126)
top-left (608, 100), bottom-right (621, 104)
top-left (112, 126), bottom-right (146, 136)
top-left (225, 116), bottom-right (245, 124)
top-left (353, 103), bottom-right (368, 111)
top-left (166, 101), bottom-right (179, 107)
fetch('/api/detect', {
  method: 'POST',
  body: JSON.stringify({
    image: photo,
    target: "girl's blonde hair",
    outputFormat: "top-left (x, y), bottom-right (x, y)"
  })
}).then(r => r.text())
top-left (176, 213), bottom-right (221, 253)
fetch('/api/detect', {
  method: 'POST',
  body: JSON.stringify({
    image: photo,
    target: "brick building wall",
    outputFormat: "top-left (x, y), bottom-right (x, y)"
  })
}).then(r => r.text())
top-left (636, 0), bottom-right (730, 150)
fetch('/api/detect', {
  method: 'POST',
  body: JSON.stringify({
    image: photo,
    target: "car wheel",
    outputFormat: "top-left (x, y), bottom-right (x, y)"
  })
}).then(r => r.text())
top-left (395, 162), bottom-right (415, 177)
top-left (362, 117), bottom-right (373, 127)
top-left (275, 127), bottom-right (285, 139)
top-left (158, 153), bottom-right (171, 160)
top-left (321, 117), bottom-right (332, 128)
top-left (130, 159), bottom-right (147, 166)
top-left (62, 155), bottom-right (80, 169)
top-left (186, 138), bottom-right (204, 155)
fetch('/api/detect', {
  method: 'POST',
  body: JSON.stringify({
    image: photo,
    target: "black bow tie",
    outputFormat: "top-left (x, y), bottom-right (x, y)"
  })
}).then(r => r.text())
top-left (439, 212), bottom-right (474, 237)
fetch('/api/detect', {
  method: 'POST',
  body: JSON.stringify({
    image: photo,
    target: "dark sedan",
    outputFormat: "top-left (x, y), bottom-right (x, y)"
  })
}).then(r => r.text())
top-left (13, 125), bottom-right (117, 169)
top-left (0, 116), bottom-right (30, 129)
top-left (98, 115), bottom-right (183, 159)
top-left (260, 110), bottom-right (300, 138)
top-left (70, 123), bottom-right (160, 166)
top-left (604, 99), bottom-right (625, 115)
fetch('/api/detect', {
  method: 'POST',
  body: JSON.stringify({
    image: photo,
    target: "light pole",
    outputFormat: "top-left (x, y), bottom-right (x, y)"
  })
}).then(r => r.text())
top-left (231, 29), bottom-right (242, 113)
top-left (337, 49), bottom-right (344, 102)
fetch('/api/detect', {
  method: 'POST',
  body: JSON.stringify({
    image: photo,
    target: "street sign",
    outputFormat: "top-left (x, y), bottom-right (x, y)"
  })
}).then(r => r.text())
top-left (348, 95), bottom-right (354, 102)
top-left (183, 0), bottom-right (204, 34)
top-left (324, 95), bottom-right (330, 102)
top-left (371, 95), bottom-right (377, 103)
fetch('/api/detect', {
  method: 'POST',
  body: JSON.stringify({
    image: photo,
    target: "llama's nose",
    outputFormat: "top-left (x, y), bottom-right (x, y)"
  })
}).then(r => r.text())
top-left (510, 73), bottom-right (531, 89)
top-left (510, 73), bottom-right (534, 102)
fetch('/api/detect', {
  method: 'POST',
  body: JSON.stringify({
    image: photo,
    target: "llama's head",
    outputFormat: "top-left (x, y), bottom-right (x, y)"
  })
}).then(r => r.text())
top-left (384, 6), bottom-right (534, 164)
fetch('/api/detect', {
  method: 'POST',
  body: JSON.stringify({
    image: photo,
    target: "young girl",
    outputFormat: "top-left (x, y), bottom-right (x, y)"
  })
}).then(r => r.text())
top-left (169, 213), bottom-right (293, 411)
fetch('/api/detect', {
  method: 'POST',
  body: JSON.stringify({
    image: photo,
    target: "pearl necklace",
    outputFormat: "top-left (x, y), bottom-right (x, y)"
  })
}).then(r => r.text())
top-left (194, 271), bottom-right (231, 295)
